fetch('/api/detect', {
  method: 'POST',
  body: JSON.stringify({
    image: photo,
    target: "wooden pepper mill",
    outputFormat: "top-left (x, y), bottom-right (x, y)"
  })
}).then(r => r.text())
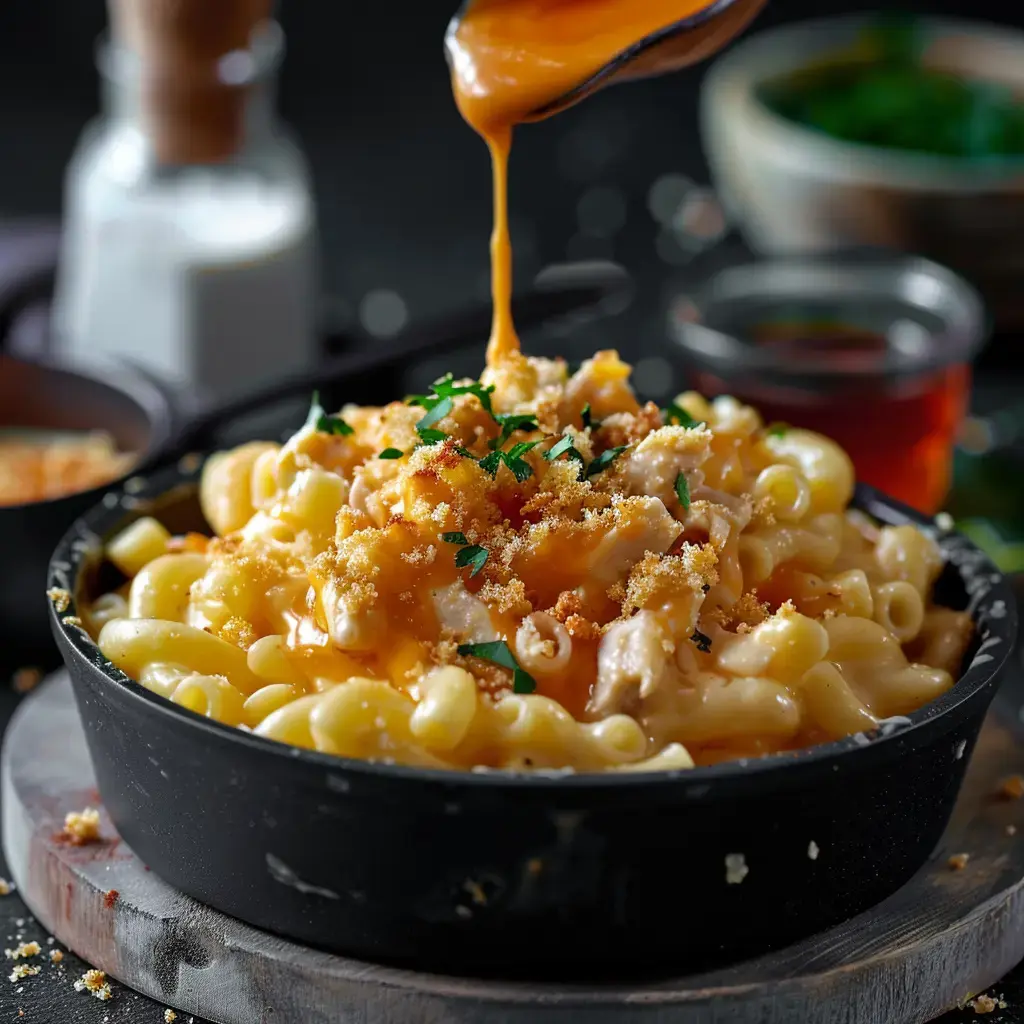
top-left (108, 0), bottom-right (275, 163)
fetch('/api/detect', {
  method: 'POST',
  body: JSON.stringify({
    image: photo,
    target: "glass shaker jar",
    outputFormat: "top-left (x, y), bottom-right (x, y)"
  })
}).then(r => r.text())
top-left (53, 18), bottom-right (318, 406)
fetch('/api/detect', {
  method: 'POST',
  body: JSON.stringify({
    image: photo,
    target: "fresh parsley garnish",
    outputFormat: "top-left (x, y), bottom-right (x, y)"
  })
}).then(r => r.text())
top-left (306, 391), bottom-right (354, 436)
top-left (409, 373), bottom-right (495, 418)
top-left (441, 532), bottom-right (469, 545)
top-left (378, 447), bottom-right (403, 459)
top-left (489, 413), bottom-right (539, 451)
top-left (691, 629), bottom-right (712, 653)
top-left (456, 640), bottom-right (536, 694)
top-left (675, 472), bottom-right (691, 510)
top-left (766, 423), bottom-right (788, 438)
top-left (415, 396), bottom-right (454, 432)
top-left (586, 445), bottom-right (628, 478)
top-left (663, 402), bottom-right (703, 429)
top-left (416, 426), bottom-right (448, 445)
top-left (479, 440), bottom-right (541, 482)
top-left (543, 434), bottom-right (586, 478)
top-left (454, 544), bottom-right (489, 577)
top-left (580, 403), bottom-right (596, 430)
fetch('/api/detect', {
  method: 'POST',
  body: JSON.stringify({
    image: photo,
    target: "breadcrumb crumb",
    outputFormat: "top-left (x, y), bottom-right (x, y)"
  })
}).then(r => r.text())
top-left (948, 853), bottom-right (970, 871)
top-left (49, 950), bottom-right (63, 964)
top-left (725, 853), bottom-right (749, 884)
top-left (0, 879), bottom-right (12, 896)
top-left (8, 964), bottom-right (39, 982)
top-left (46, 587), bottom-right (70, 613)
top-left (165, 1010), bottom-right (178, 1022)
top-left (5, 942), bottom-right (40, 961)
top-left (74, 968), bottom-right (112, 1000)
top-left (62, 807), bottom-right (101, 845)
top-left (10, 668), bottom-right (41, 694)
top-left (1000, 775), bottom-right (1024, 799)
top-left (968, 994), bottom-right (997, 1013)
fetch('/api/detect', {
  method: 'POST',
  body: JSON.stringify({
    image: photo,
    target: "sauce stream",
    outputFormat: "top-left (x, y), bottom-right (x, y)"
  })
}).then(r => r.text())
top-left (446, 0), bottom-right (761, 362)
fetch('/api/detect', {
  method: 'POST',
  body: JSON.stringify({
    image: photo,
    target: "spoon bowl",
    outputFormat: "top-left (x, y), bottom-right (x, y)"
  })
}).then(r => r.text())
top-left (525, 0), bottom-right (769, 119)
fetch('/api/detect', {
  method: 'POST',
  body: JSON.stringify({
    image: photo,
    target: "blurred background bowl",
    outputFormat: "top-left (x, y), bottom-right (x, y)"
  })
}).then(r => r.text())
top-left (700, 14), bottom-right (1024, 329)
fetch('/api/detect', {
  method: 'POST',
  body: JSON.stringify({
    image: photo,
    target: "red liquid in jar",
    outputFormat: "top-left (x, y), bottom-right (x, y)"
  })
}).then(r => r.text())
top-left (688, 324), bottom-right (970, 514)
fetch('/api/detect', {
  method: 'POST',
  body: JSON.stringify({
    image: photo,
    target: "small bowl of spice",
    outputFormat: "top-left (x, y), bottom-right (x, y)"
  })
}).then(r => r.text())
top-left (0, 352), bottom-right (172, 670)
top-left (701, 14), bottom-right (1024, 329)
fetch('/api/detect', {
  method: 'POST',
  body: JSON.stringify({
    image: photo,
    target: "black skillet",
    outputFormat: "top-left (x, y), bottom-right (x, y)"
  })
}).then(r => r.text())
top-left (47, 465), bottom-right (1017, 980)
top-left (0, 260), bottom-right (630, 671)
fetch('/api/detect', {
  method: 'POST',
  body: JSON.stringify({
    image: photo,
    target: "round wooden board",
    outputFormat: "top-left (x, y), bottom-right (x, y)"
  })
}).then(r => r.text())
top-left (4, 672), bottom-right (1024, 1024)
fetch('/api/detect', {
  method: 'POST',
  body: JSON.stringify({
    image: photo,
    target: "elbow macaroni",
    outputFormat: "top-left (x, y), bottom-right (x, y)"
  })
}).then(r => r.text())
top-left (89, 351), bottom-right (973, 773)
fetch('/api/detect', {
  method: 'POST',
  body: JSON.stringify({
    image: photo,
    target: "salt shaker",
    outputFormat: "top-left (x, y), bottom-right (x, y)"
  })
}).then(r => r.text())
top-left (53, 0), bottom-right (318, 406)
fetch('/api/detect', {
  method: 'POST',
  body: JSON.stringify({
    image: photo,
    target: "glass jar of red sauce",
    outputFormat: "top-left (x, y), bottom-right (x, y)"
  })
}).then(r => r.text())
top-left (668, 251), bottom-right (987, 515)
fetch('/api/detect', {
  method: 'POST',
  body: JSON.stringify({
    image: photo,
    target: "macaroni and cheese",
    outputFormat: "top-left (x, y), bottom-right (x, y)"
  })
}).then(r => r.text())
top-left (89, 352), bottom-right (973, 772)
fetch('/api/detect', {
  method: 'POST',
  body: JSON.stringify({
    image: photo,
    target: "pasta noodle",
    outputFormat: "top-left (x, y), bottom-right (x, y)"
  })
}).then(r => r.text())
top-left (89, 352), bottom-right (974, 772)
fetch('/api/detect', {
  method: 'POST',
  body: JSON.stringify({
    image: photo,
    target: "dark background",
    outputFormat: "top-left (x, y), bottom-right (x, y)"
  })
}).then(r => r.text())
top-left (1, 0), bottom-right (1022, 372)
top-left (1, 1), bottom-right (1023, 1021)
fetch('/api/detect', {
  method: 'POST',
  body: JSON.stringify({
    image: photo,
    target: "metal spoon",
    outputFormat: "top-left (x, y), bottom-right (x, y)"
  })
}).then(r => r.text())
top-left (526, 0), bottom-right (770, 120)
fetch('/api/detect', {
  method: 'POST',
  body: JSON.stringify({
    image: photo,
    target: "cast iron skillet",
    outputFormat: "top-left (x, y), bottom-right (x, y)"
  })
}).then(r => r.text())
top-left (0, 261), bottom-right (629, 670)
top-left (47, 464), bottom-right (1017, 981)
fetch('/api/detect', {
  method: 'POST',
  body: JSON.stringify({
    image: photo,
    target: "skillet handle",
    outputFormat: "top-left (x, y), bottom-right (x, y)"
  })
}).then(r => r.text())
top-left (163, 260), bottom-right (632, 458)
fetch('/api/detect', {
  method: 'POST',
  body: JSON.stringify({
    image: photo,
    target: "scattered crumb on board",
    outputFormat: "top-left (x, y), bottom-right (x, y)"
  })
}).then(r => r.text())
top-left (7, 963), bottom-right (40, 982)
top-left (0, 879), bottom-right (13, 896)
top-left (103, 889), bottom-right (119, 909)
top-left (61, 808), bottom-right (101, 845)
top-left (999, 775), bottom-right (1024, 800)
top-left (165, 1010), bottom-right (178, 1022)
top-left (5, 942), bottom-right (40, 960)
top-left (45, 587), bottom-right (70, 613)
top-left (49, 949), bottom-right (63, 964)
top-left (74, 967), bottom-right (112, 1001)
top-left (725, 853), bottom-right (748, 884)
top-left (10, 668), bottom-right (41, 695)
top-left (967, 992), bottom-right (1008, 1013)
top-left (948, 853), bottom-right (971, 871)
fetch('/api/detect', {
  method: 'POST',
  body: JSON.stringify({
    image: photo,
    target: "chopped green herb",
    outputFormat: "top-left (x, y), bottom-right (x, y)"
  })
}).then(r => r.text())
top-left (433, 373), bottom-right (496, 415)
top-left (580, 403), bottom-right (595, 430)
top-left (480, 440), bottom-right (541, 482)
top-left (456, 640), bottom-right (536, 694)
top-left (489, 413), bottom-right (539, 451)
top-left (415, 396), bottom-right (454, 432)
top-left (691, 629), bottom-right (712, 653)
top-left (663, 402), bottom-right (703, 429)
top-left (378, 447), bottom-right (403, 459)
top-left (586, 445), bottom-right (629, 478)
top-left (416, 427), bottom-right (448, 445)
top-left (306, 391), bottom-right (354, 436)
top-left (766, 423), bottom-right (788, 438)
top-left (441, 532), bottom-right (469, 545)
top-left (543, 434), bottom-right (586, 478)
top-left (453, 445), bottom-right (476, 459)
top-left (409, 373), bottom-right (495, 418)
top-left (675, 472), bottom-right (691, 510)
top-left (455, 544), bottom-right (489, 577)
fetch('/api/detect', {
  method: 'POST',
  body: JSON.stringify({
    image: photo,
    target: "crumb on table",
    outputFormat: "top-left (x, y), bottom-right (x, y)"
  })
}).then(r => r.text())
top-left (8, 963), bottom-right (40, 982)
top-left (103, 889), bottom-right (119, 909)
top-left (46, 587), bottom-right (70, 613)
top-left (968, 993), bottom-right (998, 1013)
top-left (10, 667), bottom-right (41, 694)
top-left (164, 1010), bottom-right (178, 1023)
top-left (62, 807), bottom-right (101, 845)
top-left (5, 942), bottom-right (40, 961)
top-left (948, 853), bottom-right (971, 871)
top-left (1000, 775), bottom-right (1024, 799)
top-left (0, 879), bottom-right (13, 896)
top-left (73, 968), bottom-right (112, 1001)
top-left (49, 950), bottom-right (63, 964)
